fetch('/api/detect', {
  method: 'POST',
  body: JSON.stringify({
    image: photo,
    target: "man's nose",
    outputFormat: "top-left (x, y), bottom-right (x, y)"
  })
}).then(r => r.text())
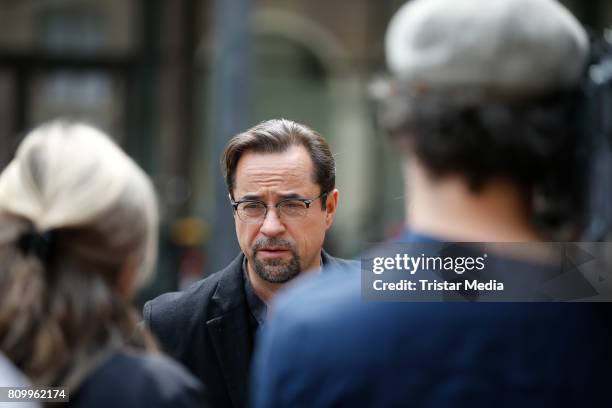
top-left (259, 207), bottom-right (286, 237)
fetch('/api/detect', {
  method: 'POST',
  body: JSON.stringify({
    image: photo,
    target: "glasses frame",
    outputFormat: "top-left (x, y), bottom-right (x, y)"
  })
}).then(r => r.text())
top-left (230, 192), bottom-right (329, 224)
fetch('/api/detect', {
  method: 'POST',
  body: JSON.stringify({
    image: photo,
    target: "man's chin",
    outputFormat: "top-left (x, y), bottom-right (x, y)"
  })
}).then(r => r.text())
top-left (262, 272), bottom-right (295, 284)
top-left (253, 258), bottom-right (300, 284)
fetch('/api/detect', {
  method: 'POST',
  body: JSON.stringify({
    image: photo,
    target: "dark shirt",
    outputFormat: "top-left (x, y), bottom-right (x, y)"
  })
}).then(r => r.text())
top-left (242, 257), bottom-right (267, 327)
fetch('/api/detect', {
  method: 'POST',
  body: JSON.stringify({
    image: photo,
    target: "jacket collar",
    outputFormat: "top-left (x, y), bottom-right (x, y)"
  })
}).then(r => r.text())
top-left (210, 253), bottom-right (247, 314)
top-left (207, 253), bottom-right (251, 408)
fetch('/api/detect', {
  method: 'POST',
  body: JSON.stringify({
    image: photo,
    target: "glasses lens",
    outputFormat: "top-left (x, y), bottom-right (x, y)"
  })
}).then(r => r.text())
top-left (278, 200), bottom-right (308, 218)
top-left (238, 202), bottom-right (266, 222)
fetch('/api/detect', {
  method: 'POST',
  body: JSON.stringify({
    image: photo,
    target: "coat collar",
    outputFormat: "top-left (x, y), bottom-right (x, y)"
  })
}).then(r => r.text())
top-left (209, 253), bottom-right (246, 314)
top-left (207, 253), bottom-right (251, 408)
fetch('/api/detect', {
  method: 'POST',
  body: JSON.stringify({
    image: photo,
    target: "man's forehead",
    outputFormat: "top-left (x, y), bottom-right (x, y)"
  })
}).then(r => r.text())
top-left (235, 146), bottom-right (313, 180)
top-left (234, 146), bottom-right (317, 195)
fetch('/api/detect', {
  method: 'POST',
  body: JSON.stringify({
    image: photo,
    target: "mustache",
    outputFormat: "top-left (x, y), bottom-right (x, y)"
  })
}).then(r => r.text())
top-left (252, 238), bottom-right (295, 252)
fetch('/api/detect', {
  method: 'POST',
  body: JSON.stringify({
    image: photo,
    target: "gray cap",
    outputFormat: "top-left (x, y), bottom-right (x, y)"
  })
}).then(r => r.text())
top-left (385, 0), bottom-right (589, 98)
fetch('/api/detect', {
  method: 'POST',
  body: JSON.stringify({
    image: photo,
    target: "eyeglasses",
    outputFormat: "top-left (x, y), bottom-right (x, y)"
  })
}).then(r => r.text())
top-left (230, 192), bottom-right (328, 224)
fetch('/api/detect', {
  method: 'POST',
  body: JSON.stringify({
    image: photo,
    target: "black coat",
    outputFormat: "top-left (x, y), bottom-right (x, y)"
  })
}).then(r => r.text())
top-left (143, 251), bottom-right (355, 408)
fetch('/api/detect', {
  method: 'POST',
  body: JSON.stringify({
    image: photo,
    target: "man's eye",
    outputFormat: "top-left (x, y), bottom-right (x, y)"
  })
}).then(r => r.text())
top-left (282, 201), bottom-right (305, 209)
top-left (243, 202), bottom-right (262, 210)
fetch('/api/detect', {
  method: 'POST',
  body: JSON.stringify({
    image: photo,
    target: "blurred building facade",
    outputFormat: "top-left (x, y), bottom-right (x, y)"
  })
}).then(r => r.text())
top-left (0, 0), bottom-right (610, 297)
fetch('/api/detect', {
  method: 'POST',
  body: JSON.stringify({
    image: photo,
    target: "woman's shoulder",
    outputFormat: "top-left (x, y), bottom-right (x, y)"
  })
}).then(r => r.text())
top-left (71, 349), bottom-right (206, 408)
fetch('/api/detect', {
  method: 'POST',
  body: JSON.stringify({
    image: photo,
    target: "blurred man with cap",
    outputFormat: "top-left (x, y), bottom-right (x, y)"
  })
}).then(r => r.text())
top-left (250, 0), bottom-right (612, 407)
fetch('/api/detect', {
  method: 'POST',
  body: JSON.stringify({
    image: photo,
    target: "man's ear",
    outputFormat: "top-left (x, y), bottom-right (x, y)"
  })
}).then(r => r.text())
top-left (324, 189), bottom-right (339, 229)
top-left (116, 255), bottom-right (139, 299)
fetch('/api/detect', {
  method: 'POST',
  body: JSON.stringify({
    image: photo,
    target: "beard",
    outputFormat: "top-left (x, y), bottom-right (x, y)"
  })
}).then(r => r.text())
top-left (251, 238), bottom-right (301, 283)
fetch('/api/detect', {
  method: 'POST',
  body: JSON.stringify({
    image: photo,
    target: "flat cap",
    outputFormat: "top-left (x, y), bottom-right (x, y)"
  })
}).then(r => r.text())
top-left (385, 0), bottom-right (589, 97)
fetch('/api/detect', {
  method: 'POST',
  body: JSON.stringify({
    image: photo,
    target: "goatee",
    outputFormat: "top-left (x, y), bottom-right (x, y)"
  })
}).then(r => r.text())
top-left (251, 238), bottom-right (301, 283)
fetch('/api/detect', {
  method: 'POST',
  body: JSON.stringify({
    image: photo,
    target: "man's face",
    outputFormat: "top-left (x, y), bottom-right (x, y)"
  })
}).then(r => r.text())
top-left (232, 145), bottom-right (338, 283)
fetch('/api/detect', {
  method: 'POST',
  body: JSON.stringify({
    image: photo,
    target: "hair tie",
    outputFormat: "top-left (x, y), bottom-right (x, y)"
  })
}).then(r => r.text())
top-left (17, 230), bottom-right (56, 263)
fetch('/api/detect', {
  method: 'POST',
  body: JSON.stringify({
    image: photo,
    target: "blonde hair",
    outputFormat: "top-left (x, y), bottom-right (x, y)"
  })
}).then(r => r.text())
top-left (0, 120), bottom-right (159, 389)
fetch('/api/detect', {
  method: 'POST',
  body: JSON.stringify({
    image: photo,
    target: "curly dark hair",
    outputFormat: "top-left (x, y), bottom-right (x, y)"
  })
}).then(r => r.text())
top-left (386, 91), bottom-right (585, 236)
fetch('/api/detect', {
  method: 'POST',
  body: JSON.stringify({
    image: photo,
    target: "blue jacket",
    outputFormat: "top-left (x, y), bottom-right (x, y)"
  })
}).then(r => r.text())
top-left (250, 237), bottom-right (612, 407)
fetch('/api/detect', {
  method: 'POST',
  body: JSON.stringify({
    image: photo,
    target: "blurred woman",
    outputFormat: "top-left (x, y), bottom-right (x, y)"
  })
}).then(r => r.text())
top-left (0, 121), bottom-right (206, 407)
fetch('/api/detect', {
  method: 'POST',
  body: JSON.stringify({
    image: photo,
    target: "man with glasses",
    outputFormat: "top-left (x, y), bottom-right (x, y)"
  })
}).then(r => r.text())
top-left (144, 119), bottom-right (354, 408)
